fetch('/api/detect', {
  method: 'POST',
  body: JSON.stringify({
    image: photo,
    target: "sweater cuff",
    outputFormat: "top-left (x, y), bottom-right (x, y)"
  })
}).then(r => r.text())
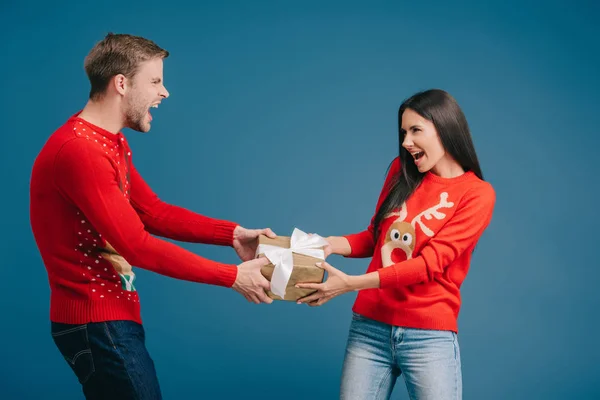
top-left (215, 264), bottom-right (238, 287)
top-left (343, 231), bottom-right (374, 258)
top-left (213, 221), bottom-right (238, 246)
top-left (378, 257), bottom-right (427, 289)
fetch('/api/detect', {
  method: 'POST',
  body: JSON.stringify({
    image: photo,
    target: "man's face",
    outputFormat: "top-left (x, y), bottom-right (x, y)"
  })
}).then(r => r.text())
top-left (123, 58), bottom-right (169, 133)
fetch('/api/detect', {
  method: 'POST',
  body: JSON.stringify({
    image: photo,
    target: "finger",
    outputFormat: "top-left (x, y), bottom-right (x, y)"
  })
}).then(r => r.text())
top-left (308, 300), bottom-right (321, 307)
top-left (306, 290), bottom-right (339, 306)
top-left (316, 261), bottom-right (335, 273)
top-left (295, 283), bottom-right (322, 290)
top-left (297, 291), bottom-right (323, 304)
top-left (308, 297), bottom-right (325, 307)
top-left (318, 297), bottom-right (331, 306)
top-left (256, 290), bottom-right (273, 304)
top-left (246, 292), bottom-right (259, 304)
top-left (250, 294), bottom-right (260, 304)
top-left (309, 296), bottom-right (332, 307)
top-left (262, 228), bottom-right (277, 238)
top-left (243, 293), bottom-right (253, 303)
top-left (260, 280), bottom-right (271, 291)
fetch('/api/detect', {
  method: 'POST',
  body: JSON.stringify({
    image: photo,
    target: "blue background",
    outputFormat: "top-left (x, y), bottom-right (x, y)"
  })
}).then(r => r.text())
top-left (1, 0), bottom-right (598, 398)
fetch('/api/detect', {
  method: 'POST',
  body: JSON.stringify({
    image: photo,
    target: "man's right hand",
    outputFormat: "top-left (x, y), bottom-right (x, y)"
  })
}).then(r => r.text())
top-left (232, 257), bottom-right (273, 304)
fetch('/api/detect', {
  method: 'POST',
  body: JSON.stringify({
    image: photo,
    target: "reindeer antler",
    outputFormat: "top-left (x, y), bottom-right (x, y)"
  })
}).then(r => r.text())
top-left (410, 192), bottom-right (454, 236)
top-left (386, 203), bottom-right (408, 221)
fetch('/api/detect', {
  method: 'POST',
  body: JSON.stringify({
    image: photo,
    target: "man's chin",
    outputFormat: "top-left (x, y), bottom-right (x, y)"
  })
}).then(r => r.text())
top-left (126, 121), bottom-right (151, 133)
top-left (139, 123), bottom-right (151, 133)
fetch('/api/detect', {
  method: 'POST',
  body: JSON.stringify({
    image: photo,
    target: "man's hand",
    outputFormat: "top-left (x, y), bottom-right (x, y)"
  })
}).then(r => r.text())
top-left (232, 257), bottom-right (273, 304)
top-left (232, 226), bottom-right (276, 261)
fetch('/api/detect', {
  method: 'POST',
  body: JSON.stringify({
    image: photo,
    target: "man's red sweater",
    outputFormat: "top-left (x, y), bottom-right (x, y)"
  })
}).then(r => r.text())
top-left (344, 158), bottom-right (496, 332)
top-left (30, 114), bottom-right (239, 324)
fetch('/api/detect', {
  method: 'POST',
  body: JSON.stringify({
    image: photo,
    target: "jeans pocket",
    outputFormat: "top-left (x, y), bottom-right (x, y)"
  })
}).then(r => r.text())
top-left (51, 323), bottom-right (95, 384)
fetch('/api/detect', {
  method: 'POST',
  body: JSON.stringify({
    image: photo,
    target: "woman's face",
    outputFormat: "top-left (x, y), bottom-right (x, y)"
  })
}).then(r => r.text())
top-left (401, 108), bottom-right (447, 174)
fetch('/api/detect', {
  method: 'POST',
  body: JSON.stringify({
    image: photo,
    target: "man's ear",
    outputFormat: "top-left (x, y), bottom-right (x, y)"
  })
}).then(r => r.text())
top-left (112, 74), bottom-right (128, 96)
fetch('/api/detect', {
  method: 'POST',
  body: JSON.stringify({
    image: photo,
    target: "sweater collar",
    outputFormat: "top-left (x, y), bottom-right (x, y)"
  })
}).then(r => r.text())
top-left (70, 112), bottom-right (125, 145)
top-left (423, 170), bottom-right (476, 184)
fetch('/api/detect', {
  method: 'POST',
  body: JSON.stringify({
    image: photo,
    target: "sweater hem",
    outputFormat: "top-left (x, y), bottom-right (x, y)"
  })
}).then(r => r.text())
top-left (50, 295), bottom-right (142, 324)
top-left (352, 298), bottom-right (458, 333)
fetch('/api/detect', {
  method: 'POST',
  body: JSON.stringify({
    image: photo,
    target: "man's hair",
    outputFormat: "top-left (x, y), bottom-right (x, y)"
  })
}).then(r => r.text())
top-left (84, 33), bottom-right (169, 100)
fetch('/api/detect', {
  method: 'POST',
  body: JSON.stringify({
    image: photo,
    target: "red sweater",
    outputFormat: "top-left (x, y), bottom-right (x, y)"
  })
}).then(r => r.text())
top-left (30, 114), bottom-right (239, 324)
top-left (345, 157), bottom-right (495, 332)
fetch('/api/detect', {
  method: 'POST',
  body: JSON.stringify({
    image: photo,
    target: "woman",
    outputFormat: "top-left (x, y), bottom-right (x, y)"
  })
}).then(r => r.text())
top-left (297, 89), bottom-right (496, 400)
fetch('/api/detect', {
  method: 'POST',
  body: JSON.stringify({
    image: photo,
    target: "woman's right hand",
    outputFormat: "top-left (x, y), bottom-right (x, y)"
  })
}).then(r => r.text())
top-left (322, 237), bottom-right (333, 258)
top-left (309, 234), bottom-right (351, 258)
top-left (324, 236), bottom-right (352, 257)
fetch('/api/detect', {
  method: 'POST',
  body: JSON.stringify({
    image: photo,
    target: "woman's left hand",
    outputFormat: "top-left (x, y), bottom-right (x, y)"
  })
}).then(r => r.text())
top-left (296, 261), bottom-right (355, 306)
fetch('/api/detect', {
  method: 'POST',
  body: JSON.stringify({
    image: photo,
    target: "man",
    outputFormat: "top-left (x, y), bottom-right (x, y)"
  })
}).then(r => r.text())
top-left (29, 33), bottom-right (274, 399)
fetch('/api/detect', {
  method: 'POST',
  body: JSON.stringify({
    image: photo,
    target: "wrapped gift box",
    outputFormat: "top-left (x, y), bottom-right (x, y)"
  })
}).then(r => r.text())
top-left (257, 234), bottom-right (326, 301)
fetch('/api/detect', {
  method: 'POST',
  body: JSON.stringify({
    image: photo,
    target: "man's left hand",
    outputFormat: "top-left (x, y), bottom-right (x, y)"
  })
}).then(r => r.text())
top-left (233, 226), bottom-right (277, 261)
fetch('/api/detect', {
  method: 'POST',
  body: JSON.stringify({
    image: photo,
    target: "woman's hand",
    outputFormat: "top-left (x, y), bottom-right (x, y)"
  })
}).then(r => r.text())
top-left (296, 261), bottom-right (355, 306)
top-left (308, 235), bottom-right (351, 258)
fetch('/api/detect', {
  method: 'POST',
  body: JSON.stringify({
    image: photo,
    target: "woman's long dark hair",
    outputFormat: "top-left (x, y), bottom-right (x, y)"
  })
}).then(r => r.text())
top-left (373, 89), bottom-right (484, 239)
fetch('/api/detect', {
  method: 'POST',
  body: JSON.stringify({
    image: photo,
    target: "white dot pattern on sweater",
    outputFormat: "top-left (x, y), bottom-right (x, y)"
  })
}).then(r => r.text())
top-left (72, 123), bottom-right (139, 303)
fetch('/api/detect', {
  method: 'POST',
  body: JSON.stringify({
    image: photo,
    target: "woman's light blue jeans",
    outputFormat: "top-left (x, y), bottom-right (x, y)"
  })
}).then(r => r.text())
top-left (340, 312), bottom-right (462, 400)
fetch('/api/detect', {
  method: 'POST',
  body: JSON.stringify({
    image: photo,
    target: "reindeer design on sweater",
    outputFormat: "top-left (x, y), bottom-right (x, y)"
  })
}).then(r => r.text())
top-left (380, 192), bottom-right (455, 267)
top-left (100, 241), bottom-right (136, 291)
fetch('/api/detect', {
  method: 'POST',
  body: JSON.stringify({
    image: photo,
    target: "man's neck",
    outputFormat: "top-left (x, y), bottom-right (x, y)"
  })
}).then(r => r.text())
top-left (78, 99), bottom-right (124, 135)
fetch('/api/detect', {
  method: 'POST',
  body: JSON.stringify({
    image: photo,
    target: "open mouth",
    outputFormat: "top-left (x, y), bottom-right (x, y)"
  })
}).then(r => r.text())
top-left (412, 151), bottom-right (425, 161)
top-left (148, 104), bottom-right (159, 121)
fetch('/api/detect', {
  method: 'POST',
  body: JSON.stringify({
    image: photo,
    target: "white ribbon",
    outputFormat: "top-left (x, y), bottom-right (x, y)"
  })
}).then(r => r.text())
top-left (255, 228), bottom-right (328, 298)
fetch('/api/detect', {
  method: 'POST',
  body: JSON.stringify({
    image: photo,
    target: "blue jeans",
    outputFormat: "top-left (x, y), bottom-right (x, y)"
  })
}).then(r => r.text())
top-left (340, 313), bottom-right (462, 400)
top-left (51, 320), bottom-right (162, 400)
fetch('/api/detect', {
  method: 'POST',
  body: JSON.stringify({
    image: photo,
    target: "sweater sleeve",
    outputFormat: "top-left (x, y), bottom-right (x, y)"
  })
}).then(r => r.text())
top-left (343, 158), bottom-right (400, 258)
top-left (377, 184), bottom-right (496, 289)
top-left (53, 139), bottom-right (238, 288)
top-left (128, 160), bottom-right (237, 246)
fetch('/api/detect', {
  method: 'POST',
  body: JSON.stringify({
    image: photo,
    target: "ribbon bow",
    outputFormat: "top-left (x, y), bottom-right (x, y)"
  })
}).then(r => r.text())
top-left (255, 228), bottom-right (328, 298)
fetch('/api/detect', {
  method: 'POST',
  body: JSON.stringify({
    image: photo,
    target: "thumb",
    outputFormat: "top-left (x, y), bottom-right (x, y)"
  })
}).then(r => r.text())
top-left (240, 256), bottom-right (270, 269)
top-left (316, 261), bottom-right (335, 273)
top-left (262, 228), bottom-right (277, 238)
